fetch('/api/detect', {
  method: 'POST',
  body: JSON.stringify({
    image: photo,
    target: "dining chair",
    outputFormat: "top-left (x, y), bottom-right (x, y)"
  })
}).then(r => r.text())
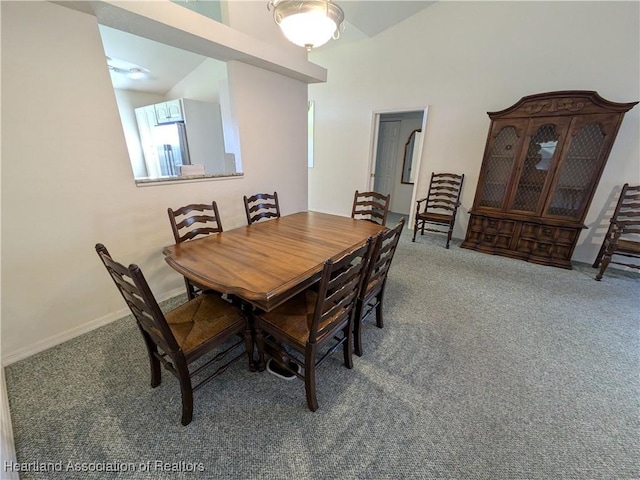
top-left (95, 243), bottom-right (254, 426)
top-left (253, 237), bottom-right (374, 412)
top-left (593, 183), bottom-right (640, 281)
top-left (354, 217), bottom-right (405, 357)
top-left (412, 172), bottom-right (464, 248)
top-left (351, 190), bottom-right (391, 226)
top-left (243, 192), bottom-right (281, 225)
top-left (167, 201), bottom-right (223, 299)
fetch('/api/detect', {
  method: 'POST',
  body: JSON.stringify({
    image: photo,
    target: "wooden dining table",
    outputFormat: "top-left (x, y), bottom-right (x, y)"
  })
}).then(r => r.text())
top-left (162, 211), bottom-right (387, 312)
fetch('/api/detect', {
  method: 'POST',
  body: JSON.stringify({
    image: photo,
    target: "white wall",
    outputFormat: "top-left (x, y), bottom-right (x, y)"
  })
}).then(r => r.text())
top-left (309, 1), bottom-right (640, 263)
top-left (114, 90), bottom-right (166, 177)
top-left (227, 60), bottom-right (309, 207)
top-left (0, 1), bottom-right (308, 363)
top-left (166, 58), bottom-right (227, 103)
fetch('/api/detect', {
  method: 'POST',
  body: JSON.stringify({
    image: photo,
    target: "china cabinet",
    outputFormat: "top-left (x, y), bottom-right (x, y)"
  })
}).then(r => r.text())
top-left (461, 91), bottom-right (637, 268)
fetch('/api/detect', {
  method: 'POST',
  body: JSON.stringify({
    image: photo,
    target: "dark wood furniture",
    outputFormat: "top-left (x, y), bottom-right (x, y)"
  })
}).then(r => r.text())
top-left (163, 212), bottom-right (387, 313)
top-left (167, 202), bottom-right (224, 299)
top-left (351, 190), bottom-right (391, 225)
top-left (95, 244), bottom-right (253, 426)
top-left (354, 218), bottom-right (404, 357)
top-left (593, 183), bottom-right (640, 280)
top-left (243, 191), bottom-right (280, 225)
top-left (461, 91), bottom-right (638, 268)
top-left (254, 239), bottom-right (374, 411)
top-left (412, 172), bottom-right (464, 248)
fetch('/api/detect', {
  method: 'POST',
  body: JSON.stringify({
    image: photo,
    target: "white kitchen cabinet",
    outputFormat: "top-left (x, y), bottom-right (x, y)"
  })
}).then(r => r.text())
top-left (155, 99), bottom-right (183, 124)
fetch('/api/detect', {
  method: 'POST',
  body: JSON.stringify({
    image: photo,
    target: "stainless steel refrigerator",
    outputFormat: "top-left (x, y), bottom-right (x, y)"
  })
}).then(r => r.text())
top-left (152, 122), bottom-right (191, 176)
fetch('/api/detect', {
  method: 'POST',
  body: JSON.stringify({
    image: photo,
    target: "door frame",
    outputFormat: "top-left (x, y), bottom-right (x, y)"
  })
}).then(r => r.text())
top-left (368, 106), bottom-right (429, 229)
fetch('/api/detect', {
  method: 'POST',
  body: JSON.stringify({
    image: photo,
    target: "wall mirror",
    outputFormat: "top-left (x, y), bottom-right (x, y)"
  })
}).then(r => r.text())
top-left (402, 129), bottom-right (422, 184)
top-left (98, 25), bottom-right (242, 185)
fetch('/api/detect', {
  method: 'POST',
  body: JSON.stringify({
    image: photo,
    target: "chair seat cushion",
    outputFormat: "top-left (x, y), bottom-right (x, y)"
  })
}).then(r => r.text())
top-left (417, 212), bottom-right (453, 224)
top-left (259, 291), bottom-right (317, 346)
top-left (362, 277), bottom-right (384, 303)
top-left (166, 293), bottom-right (243, 353)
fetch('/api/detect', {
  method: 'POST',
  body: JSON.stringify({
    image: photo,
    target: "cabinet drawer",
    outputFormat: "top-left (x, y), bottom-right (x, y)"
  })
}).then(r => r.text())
top-left (515, 238), bottom-right (573, 261)
top-left (549, 244), bottom-right (573, 260)
top-left (520, 223), bottom-right (579, 245)
top-left (479, 233), bottom-right (512, 249)
top-left (515, 238), bottom-right (552, 257)
top-left (520, 223), bottom-right (551, 241)
top-left (467, 215), bottom-right (485, 233)
top-left (464, 215), bottom-right (515, 249)
top-left (554, 228), bottom-right (580, 245)
top-left (482, 217), bottom-right (516, 235)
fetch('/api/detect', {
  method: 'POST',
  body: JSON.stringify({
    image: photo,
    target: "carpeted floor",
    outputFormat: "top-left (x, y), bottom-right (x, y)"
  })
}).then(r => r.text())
top-left (5, 216), bottom-right (639, 479)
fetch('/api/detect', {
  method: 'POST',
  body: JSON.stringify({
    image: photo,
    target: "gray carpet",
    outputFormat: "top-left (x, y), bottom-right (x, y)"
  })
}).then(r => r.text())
top-left (6, 216), bottom-right (640, 479)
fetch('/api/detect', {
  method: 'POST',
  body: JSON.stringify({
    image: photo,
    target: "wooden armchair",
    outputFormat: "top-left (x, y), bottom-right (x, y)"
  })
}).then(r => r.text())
top-left (351, 190), bottom-right (391, 226)
top-left (95, 244), bottom-right (254, 425)
top-left (412, 172), bottom-right (464, 248)
top-left (244, 192), bottom-right (281, 225)
top-left (354, 218), bottom-right (405, 357)
top-left (167, 201), bottom-right (223, 299)
top-left (593, 183), bottom-right (640, 280)
top-left (254, 238), bottom-right (374, 411)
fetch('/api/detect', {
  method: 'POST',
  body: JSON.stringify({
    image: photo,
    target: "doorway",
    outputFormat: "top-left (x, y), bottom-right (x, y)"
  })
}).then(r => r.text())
top-left (369, 108), bottom-right (428, 227)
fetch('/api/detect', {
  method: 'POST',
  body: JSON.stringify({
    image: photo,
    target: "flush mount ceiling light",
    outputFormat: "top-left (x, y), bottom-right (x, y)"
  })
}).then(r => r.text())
top-left (106, 56), bottom-right (150, 80)
top-left (268, 0), bottom-right (345, 52)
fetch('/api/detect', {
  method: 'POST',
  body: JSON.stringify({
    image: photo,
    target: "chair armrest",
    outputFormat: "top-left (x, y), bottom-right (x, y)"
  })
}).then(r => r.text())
top-left (415, 198), bottom-right (428, 215)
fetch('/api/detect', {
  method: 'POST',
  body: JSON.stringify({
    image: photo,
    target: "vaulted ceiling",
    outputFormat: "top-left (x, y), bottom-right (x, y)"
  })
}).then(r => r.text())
top-left (99, 1), bottom-right (435, 94)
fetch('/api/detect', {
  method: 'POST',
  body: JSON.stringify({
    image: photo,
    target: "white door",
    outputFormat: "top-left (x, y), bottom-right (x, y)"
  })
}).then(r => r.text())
top-left (373, 120), bottom-right (400, 195)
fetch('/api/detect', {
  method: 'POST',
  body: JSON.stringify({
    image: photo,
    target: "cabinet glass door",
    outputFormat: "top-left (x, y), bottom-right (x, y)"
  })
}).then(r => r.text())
top-left (507, 119), bottom-right (570, 214)
top-left (477, 120), bottom-right (526, 209)
top-left (544, 114), bottom-right (616, 219)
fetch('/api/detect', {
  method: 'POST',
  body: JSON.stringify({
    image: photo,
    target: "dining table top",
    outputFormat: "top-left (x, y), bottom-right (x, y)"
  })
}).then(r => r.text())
top-left (162, 211), bottom-right (387, 311)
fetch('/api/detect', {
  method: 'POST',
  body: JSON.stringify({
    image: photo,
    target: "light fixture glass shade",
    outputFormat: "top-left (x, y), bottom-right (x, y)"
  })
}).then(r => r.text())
top-left (106, 56), bottom-right (149, 80)
top-left (270, 0), bottom-right (345, 51)
top-left (127, 68), bottom-right (146, 80)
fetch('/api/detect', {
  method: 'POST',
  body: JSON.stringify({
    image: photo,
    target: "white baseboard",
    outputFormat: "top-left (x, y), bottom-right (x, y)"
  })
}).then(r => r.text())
top-left (309, 207), bottom-right (345, 216)
top-left (1, 368), bottom-right (19, 480)
top-left (1, 287), bottom-right (184, 366)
